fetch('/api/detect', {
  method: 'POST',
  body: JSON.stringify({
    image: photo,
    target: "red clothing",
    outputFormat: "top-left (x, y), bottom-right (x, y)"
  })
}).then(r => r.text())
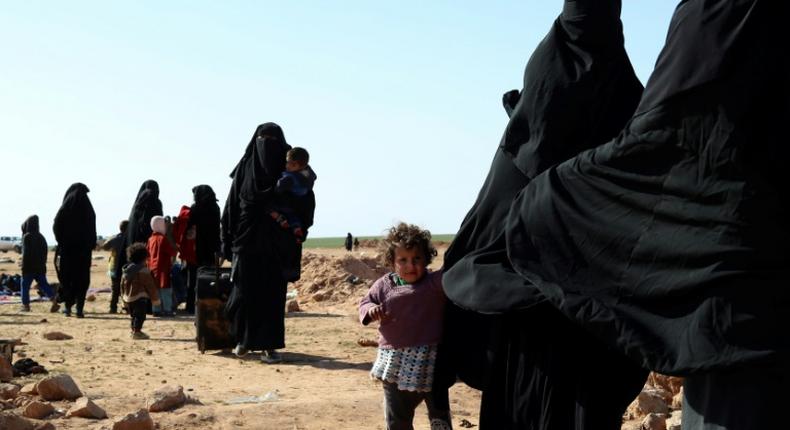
top-left (147, 232), bottom-right (176, 289)
top-left (174, 205), bottom-right (197, 264)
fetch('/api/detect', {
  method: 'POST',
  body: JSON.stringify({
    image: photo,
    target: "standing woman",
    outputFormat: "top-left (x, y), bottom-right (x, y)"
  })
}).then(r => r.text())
top-left (115, 180), bottom-right (164, 277)
top-left (184, 184), bottom-right (221, 314)
top-left (222, 122), bottom-right (313, 363)
top-left (53, 183), bottom-right (96, 318)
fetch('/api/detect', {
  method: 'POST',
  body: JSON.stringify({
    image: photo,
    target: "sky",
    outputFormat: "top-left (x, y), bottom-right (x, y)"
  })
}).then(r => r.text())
top-left (1, 1), bottom-right (678, 243)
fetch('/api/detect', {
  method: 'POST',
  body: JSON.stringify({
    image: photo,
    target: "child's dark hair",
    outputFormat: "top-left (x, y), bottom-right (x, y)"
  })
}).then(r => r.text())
top-left (287, 147), bottom-right (309, 165)
top-left (119, 220), bottom-right (129, 232)
top-left (126, 242), bottom-right (149, 264)
top-left (381, 222), bottom-right (438, 266)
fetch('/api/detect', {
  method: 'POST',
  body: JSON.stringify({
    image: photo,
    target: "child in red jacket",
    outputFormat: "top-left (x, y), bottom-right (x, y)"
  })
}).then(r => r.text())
top-left (147, 215), bottom-right (177, 316)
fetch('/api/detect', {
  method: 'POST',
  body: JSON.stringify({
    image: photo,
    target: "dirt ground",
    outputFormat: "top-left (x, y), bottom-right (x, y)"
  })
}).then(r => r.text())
top-left (0, 245), bottom-right (483, 430)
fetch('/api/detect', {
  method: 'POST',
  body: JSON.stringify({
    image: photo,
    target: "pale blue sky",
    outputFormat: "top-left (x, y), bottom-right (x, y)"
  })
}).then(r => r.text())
top-left (1, 1), bottom-right (678, 243)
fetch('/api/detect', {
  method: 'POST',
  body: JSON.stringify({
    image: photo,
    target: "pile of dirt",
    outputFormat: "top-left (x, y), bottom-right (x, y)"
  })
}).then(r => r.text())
top-left (293, 251), bottom-right (389, 305)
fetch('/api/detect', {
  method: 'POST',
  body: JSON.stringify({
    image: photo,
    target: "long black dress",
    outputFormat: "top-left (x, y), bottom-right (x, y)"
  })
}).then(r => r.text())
top-left (440, 1), bottom-right (648, 428)
top-left (53, 183), bottom-right (96, 316)
top-left (222, 123), bottom-right (314, 351)
top-left (184, 184), bottom-right (221, 314)
top-left (114, 180), bottom-right (164, 276)
top-left (503, 1), bottom-right (789, 428)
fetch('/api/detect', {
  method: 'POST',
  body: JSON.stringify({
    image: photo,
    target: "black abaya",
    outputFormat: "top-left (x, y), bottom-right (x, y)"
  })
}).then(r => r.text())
top-left (440, 1), bottom-right (648, 429)
top-left (53, 183), bottom-right (96, 314)
top-left (222, 123), bottom-right (313, 351)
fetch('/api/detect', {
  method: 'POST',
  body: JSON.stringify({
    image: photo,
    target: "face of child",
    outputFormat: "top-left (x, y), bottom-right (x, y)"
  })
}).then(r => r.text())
top-left (392, 246), bottom-right (427, 284)
top-left (285, 159), bottom-right (303, 172)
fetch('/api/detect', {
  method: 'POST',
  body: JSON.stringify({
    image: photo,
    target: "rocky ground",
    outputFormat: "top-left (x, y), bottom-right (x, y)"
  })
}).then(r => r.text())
top-left (1, 245), bottom-right (682, 429)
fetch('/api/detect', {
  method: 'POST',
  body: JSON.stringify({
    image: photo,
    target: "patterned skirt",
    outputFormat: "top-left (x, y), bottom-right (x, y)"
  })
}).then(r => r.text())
top-left (370, 344), bottom-right (438, 392)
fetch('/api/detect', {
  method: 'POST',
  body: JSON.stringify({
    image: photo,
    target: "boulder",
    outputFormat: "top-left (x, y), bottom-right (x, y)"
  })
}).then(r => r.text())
top-left (147, 385), bottom-right (186, 412)
top-left (666, 410), bottom-right (682, 430)
top-left (286, 299), bottom-right (300, 313)
top-left (112, 408), bottom-right (154, 430)
top-left (22, 400), bottom-right (55, 419)
top-left (647, 373), bottom-right (684, 396)
top-left (42, 332), bottom-right (73, 341)
top-left (66, 396), bottom-right (107, 419)
top-left (35, 374), bottom-right (83, 400)
top-left (642, 413), bottom-right (667, 430)
top-left (0, 383), bottom-right (20, 399)
top-left (0, 357), bottom-right (13, 382)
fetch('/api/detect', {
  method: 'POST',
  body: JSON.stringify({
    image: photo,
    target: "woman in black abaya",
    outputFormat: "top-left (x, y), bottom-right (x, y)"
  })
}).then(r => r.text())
top-left (222, 122), bottom-right (313, 363)
top-left (113, 180), bottom-right (164, 278)
top-left (184, 184), bottom-right (221, 314)
top-left (504, 1), bottom-right (789, 429)
top-left (439, 1), bottom-right (648, 428)
top-left (53, 183), bottom-right (96, 318)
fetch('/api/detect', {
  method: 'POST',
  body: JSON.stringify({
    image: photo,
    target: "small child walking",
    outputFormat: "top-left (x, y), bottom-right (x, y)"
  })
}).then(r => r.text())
top-left (121, 243), bottom-right (160, 339)
top-left (359, 223), bottom-right (453, 430)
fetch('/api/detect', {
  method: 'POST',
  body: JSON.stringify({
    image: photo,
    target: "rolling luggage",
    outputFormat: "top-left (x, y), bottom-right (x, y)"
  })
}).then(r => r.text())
top-left (195, 266), bottom-right (235, 353)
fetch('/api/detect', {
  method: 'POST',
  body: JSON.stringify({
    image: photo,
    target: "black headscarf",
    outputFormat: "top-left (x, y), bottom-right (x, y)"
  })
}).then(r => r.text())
top-left (21, 214), bottom-right (39, 235)
top-left (221, 123), bottom-right (291, 258)
top-left (53, 182), bottom-right (96, 251)
top-left (443, 0), bottom-right (644, 313)
top-left (127, 179), bottom-right (163, 245)
top-left (505, 0), bottom-right (790, 374)
top-left (189, 184), bottom-right (221, 266)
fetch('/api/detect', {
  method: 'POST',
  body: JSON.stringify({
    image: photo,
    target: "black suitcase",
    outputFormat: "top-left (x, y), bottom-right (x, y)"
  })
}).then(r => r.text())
top-left (195, 267), bottom-right (235, 353)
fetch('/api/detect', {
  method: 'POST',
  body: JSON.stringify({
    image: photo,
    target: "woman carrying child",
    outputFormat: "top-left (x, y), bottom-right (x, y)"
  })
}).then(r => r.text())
top-left (359, 223), bottom-right (452, 430)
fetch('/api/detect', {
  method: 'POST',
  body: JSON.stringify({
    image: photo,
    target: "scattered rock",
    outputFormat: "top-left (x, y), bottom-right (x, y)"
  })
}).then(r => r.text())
top-left (641, 413), bottom-right (667, 430)
top-left (0, 383), bottom-right (20, 399)
top-left (459, 418), bottom-right (476, 428)
top-left (42, 332), bottom-right (73, 341)
top-left (86, 294), bottom-right (97, 302)
top-left (0, 411), bottom-right (55, 430)
top-left (35, 373), bottom-right (83, 400)
top-left (66, 396), bottom-right (107, 419)
top-left (666, 411), bottom-right (682, 430)
top-left (311, 292), bottom-right (326, 302)
top-left (112, 408), bottom-right (154, 430)
top-left (0, 357), bottom-right (12, 382)
top-left (627, 386), bottom-right (671, 417)
top-left (20, 383), bottom-right (37, 395)
top-left (286, 299), bottom-right (300, 313)
top-left (647, 373), bottom-right (683, 396)
top-left (22, 400), bottom-right (55, 419)
top-left (356, 338), bottom-right (378, 347)
top-left (147, 385), bottom-right (186, 412)
top-left (671, 387), bottom-right (683, 410)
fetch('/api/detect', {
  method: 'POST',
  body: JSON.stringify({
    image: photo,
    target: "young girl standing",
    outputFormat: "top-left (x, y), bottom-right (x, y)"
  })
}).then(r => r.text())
top-left (359, 223), bottom-right (452, 430)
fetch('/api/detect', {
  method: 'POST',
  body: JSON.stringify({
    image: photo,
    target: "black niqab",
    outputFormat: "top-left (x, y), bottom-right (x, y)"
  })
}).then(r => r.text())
top-left (189, 184), bottom-right (221, 266)
top-left (53, 183), bottom-right (96, 251)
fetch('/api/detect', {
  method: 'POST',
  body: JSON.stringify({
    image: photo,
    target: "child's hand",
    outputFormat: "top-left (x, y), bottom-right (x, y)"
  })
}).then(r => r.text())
top-left (367, 305), bottom-right (388, 322)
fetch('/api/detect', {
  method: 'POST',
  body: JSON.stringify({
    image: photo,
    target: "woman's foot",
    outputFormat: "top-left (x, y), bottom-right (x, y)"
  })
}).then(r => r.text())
top-left (260, 350), bottom-right (282, 364)
top-left (233, 344), bottom-right (248, 358)
top-left (131, 331), bottom-right (149, 340)
top-left (49, 300), bottom-right (60, 313)
top-left (20, 304), bottom-right (31, 312)
top-left (63, 307), bottom-right (72, 317)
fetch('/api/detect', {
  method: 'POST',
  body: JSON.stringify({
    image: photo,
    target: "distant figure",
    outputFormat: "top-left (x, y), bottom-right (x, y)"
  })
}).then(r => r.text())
top-left (184, 184), bottom-right (222, 314)
top-left (19, 215), bottom-right (58, 312)
top-left (222, 122), bottom-right (315, 363)
top-left (147, 216), bottom-right (177, 316)
top-left (353, 237), bottom-right (360, 251)
top-left (121, 243), bottom-right (161, 340)
top-left (345, 233), bottom-right (353, 252)
top-left (102, 220), bottom-right (129, 313)
top-left (53, 183), bottom-right (96, 318)
top-left (269, 147), bottom-right (317, 243)
top-left (358, 223), bottom-right (451, 429)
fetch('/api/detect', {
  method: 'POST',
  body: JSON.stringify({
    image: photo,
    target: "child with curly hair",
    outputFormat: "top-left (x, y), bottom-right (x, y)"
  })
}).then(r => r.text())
top-left (121, 242), bottom-right (161, 339)
top-left (359, 222), bottom-right (452, 430)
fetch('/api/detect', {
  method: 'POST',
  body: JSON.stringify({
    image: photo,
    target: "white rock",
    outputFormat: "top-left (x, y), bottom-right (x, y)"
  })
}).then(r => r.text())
top-left (147, 385), bottom-right (186, 412)
top-left (66, 396), bottom-right (107, 419)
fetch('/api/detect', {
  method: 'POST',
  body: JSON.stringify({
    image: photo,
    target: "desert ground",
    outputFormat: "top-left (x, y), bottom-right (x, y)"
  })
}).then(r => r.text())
top-left (1, 244), bottom-right (484, 429)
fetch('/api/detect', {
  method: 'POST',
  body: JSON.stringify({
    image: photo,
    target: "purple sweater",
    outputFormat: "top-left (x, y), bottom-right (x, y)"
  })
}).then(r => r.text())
top-left (358, 270), bottom-right (445, 349)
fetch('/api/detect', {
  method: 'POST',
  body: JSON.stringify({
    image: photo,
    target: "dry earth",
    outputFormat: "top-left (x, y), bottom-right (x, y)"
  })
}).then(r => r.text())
top-left (1, 245), bottom-right (483, 430)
